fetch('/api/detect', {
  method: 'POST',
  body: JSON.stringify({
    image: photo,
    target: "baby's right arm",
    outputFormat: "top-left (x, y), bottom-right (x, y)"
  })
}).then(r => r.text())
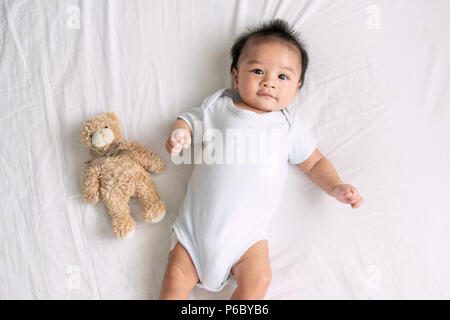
top-left (165, 118), bottom-right (192, 155)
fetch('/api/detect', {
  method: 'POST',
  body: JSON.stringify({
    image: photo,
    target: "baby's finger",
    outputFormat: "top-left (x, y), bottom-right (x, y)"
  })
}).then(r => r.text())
top-left (350, 186), bottom-right (360, 196)
top-left (166, 137), bottom-right (181, 154)
top-left (170, 147), bottom-right (182, 155)
top-left (169, 138), bottom-right (182, 148)
top-left (348, 193), bottom-right (358, 202)
top-left (176, 135), bottom-right (186, 144)
top-left (166, 141), bottom-right (179, 155)
top-left (172, 143), bottom-right (182, 151)
top-left (339, 186), bottom-right (351, 196)
top-left (336, 193), bottom-right (348, 201)
top-left (342, 190), bottom-right (354, 200)
top-left (183, 135), bottom-right (191, 147)
top-left (351, 202), bottom-right (361, 209)
top-left (351, 198), bottom-right (364, 209)
top-left (172, 128), bottom-right (188, 140)
top-left (339, 196), bottom-right (352, 204)
top-left (170, 136), bottom-right (181, 146)
top-left (170, 133), bottom-right (183, 142)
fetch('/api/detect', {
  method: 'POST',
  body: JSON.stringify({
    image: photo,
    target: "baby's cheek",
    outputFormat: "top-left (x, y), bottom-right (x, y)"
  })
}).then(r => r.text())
top-left (286, 91), bottom-right (298, 104)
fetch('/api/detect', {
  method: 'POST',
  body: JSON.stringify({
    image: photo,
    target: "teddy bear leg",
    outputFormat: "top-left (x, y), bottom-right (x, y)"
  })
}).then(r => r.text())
top-left (136, 175), bottom-right (166, 224)
top-left (105, 199), bottom-right (136, 239)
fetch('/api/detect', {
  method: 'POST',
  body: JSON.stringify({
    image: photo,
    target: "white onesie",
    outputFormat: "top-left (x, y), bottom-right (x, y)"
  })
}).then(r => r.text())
top-left (170, 88), bottom-right (317, 292)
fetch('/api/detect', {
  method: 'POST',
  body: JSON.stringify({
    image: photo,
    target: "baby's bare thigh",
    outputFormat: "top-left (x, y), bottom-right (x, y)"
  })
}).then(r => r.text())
top-left (166, 242), bottom-right (200, 285)
top-left (231, 240), bottom-right (271, 278)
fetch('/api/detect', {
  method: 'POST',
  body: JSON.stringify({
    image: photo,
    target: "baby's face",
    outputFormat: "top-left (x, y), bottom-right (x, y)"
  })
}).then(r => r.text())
top-left (232, 38), bottom-right (302, 113)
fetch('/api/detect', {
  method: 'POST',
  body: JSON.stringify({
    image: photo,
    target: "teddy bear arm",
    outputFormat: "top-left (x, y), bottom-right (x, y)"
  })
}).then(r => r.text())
top-left (122, 141), bottom-right (166, 174)
top-left (82, 165), bottom-right (100, 204)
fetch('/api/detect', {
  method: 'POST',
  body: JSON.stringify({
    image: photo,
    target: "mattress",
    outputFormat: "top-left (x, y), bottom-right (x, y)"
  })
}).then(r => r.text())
top-left (1, 0), bottom-right (449, 299)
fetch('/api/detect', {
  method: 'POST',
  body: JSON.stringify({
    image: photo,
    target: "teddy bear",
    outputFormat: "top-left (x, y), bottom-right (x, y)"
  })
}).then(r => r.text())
top-left (79, 112), bottom-right (166, 239)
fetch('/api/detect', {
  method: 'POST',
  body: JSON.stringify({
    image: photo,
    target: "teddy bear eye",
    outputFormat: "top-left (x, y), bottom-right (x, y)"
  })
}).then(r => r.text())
top-left (104, 126), bottom-right (108, 129)
top-left (90, 134), bottom-right (93, 138)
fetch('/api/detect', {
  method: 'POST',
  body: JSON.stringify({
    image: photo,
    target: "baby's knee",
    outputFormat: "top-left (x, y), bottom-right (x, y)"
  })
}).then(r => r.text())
top-left (167, 259), bottom-right (199, 285)
top-left (240, 267), bottom-right (272, 291)
top-left (160, 264), bottom-right (197, 299)
top-left (165, 264), bottom-right (183, 280)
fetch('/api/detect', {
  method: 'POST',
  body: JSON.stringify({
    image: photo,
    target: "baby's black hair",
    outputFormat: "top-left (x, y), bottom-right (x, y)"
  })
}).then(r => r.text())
top-left (230, 19), bottom-right (309, 90)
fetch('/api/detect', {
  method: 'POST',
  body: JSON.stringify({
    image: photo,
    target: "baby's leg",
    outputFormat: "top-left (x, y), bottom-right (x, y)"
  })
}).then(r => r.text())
top-left (230, 240), bottom-right (272, 300)
top-left (159, 242), bottom-right (200, 300)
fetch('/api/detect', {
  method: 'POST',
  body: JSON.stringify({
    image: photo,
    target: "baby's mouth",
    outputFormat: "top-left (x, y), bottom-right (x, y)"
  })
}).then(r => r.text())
top-left (257, 93), bottom-right (276, 100)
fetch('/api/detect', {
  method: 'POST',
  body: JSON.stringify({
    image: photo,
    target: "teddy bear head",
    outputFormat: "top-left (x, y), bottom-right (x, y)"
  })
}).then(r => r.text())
top-left (79, 112), bottom-right (123, 151)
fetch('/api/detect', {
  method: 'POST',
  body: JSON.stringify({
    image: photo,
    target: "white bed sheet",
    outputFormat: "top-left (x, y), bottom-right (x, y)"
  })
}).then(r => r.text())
top-left (1, 0), bottom-right (449, 299)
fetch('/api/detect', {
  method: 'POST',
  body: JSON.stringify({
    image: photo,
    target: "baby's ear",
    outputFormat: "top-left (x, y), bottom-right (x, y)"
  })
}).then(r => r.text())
top-left (105, 112), bottom-right (119, 122)
top-left (232, 72), bottom-right (239, 89)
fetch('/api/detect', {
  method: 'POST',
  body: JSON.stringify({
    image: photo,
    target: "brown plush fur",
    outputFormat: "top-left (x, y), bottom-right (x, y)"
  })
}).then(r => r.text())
top-left (79, 112), bottom-right (166, 239)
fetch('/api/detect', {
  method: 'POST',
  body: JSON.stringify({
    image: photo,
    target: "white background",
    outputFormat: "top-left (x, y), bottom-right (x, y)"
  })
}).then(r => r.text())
top-left (0, 0), bottom-right (449, 299)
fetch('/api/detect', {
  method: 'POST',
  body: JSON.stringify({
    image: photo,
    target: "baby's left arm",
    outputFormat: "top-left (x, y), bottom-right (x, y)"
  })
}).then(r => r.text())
top-left (297, 148), bottom-right (364, 209)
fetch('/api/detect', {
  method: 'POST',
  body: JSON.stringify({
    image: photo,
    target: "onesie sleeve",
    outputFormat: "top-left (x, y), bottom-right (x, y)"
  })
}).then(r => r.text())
top-left (288, 114), bottom-right (317, 165)
top-left (176, 88), bottom-right (226, 134)
top-left (177, 105), bottom-right (204, 135)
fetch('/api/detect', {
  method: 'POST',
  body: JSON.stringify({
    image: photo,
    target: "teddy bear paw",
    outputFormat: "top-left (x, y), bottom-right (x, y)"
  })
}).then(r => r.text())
top-left (142, 202), bottom-right (166, 224)
top-left (84, 193), bottom-right (99, 205)
top-left (150, 209), bottom-right (166, 224)
top-left (121, 226), bottom-right (135, 239)
top-left (112, 216), bottom-right (136, 239)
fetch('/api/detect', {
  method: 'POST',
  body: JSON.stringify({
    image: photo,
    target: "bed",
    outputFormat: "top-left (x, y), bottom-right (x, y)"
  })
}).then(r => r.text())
top-left (1, 0), bottom-right (449, 299)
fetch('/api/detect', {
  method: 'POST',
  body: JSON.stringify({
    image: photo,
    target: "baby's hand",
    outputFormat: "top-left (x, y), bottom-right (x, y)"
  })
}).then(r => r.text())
top-left (165, 128), bottom-right (191, 155)
top-left (331, 184), bottom-right (364, 209)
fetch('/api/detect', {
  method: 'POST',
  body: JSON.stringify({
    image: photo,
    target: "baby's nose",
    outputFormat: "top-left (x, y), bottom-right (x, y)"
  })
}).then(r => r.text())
top-left (262, 81), bottom-right (275, 89)
top-left (262, 76), bottom-right (276, 88)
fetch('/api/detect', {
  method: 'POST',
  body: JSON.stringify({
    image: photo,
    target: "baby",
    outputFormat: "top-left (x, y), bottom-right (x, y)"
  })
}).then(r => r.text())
top-left (160, 19), bottom-right (363, 300)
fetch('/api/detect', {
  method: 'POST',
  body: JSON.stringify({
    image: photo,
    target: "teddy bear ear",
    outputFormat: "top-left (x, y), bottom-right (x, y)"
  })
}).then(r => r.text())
top-left (105, 112), bottom-right (119, 122)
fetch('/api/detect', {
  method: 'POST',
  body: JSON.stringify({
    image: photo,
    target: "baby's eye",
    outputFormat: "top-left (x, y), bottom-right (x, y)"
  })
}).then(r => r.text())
top-left (278, 74), bottom-right (288, 80)
top-left (252, 69), bottom-right (263, 75)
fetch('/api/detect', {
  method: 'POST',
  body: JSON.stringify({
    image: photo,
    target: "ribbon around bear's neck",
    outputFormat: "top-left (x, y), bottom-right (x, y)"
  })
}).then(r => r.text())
top-left (85, 142), bottom-right (130, 165)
